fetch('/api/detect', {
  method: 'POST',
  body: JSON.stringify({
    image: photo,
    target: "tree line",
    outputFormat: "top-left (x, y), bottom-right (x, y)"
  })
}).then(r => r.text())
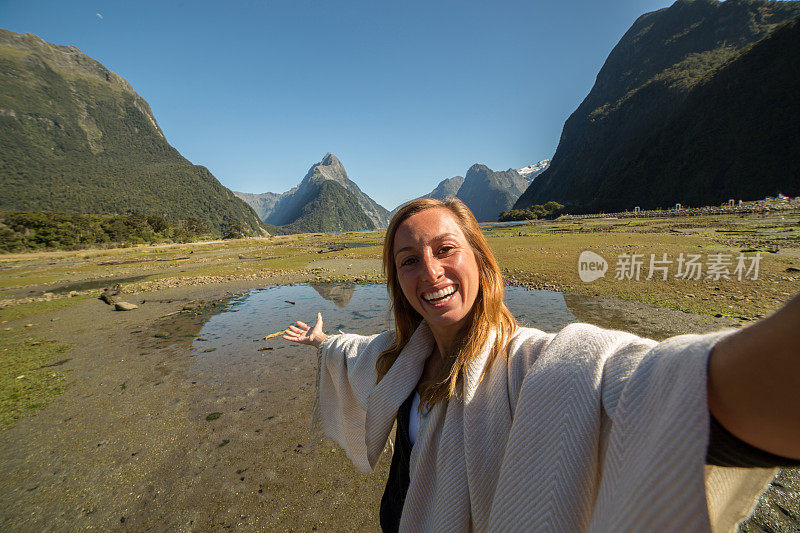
top-left (0, 211), bottom-right (246, 253)
top-left (498, 201), bottom-right (564, 222)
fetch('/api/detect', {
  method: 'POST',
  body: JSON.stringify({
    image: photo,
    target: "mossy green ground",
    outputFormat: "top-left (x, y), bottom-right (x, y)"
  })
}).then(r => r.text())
top-left (0, 295), bottom-right (90, 322)
top-left (0, 331), bottom-right (69, 429)
top-left (485, 213), bottom-right (799, 319)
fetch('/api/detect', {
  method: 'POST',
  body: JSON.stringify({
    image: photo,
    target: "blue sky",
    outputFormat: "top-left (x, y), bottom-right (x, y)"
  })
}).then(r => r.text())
top-left (1, 0), bottom-right (675, 210)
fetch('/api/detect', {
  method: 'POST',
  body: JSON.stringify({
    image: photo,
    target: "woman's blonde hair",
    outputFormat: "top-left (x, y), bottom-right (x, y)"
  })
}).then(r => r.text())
top-left (376, 197), bottom-right (516, 408)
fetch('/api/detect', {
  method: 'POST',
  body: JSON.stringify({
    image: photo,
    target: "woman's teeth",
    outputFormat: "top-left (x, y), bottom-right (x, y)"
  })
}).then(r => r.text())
top-left (423, 286), bottom-right (456, 302)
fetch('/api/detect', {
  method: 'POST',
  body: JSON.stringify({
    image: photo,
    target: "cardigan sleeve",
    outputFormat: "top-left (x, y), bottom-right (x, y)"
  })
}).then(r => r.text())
top-left (313, 331), bottom-right (395, 472)
top-left (495, 324), bottom-right (775, 531)
top-left (591, 328), bottom-right (778, 531)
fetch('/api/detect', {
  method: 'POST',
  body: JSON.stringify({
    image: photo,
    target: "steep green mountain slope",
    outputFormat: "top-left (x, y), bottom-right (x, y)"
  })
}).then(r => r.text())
top-left (239, 153), bottom-right (389, 233)
top-left (515, 0), bottom-right (800, 212)
top-left (0, 29), bottom-right (264, 235)
top-left (456, 164), bottom-right (531, 222)
top-left (277, 180), bottom-right (375, 234)
top-left (587, 16), bottom-right (800, 210)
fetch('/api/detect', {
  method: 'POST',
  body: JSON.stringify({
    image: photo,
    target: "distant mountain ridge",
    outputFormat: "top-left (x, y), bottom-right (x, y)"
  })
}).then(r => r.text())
top-left (427, 175), bottom-right (465, 201)
top-left (515, 0), bottom-right (800, 212)
top-left (0, 29), bottom-right (264, 235)
top-left (457, 164), bottom-right (533, 222)
top-left (392, 160), bottom-right (549, 221)
top-left (233, 191), bottom-right (283, 221)
top-left (235, 153), bottom-right (389, 233)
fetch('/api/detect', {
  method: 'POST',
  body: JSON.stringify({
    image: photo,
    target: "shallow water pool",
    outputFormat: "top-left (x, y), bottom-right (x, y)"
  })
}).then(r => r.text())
top-left (193, 283), bottom-right (576, 350)
top-left (187, 283), bottom-right (579, 376)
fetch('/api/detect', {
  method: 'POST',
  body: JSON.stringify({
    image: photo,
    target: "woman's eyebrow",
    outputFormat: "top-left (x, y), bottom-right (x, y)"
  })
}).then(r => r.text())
top-left (394, 233), bottom-right (459, 258)
top-left (394, 245), bottom-right (415, 258)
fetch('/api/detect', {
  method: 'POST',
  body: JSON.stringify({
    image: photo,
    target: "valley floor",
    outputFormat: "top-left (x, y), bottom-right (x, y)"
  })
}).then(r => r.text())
top-left (0, 211), bottom-right (798, 530)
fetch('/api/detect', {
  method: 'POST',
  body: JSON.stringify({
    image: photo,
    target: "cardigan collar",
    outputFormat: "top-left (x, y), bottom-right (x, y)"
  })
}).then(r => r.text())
top-left (363, 321), bottom-right (500, 468)
top-left (365, 320), bottom-right (434, 467)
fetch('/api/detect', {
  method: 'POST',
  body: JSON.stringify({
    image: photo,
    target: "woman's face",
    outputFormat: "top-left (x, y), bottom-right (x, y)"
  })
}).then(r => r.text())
top-left (393, 208), bottom-right (480, 341)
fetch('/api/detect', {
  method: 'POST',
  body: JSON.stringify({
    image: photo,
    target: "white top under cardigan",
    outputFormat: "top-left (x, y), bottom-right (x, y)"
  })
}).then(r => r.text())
top-left (311, 321), bottom-right (776, 532)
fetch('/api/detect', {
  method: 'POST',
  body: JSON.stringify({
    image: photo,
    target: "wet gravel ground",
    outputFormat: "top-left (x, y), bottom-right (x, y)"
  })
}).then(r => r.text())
top-left (0, 280), bottom-right (796, 531)
top-left (741, 469), bottom-right (800, 533)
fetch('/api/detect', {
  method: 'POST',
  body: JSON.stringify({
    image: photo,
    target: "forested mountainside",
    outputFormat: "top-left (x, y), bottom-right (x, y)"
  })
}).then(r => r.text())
top-left (0, 29), bottom-right (264, 235)
top-left (514, 0), bottom-right (800, 212)
top-left (273, 180), bottom-right (376, 234)
top-left (581, 16), bottom-right (800, 211)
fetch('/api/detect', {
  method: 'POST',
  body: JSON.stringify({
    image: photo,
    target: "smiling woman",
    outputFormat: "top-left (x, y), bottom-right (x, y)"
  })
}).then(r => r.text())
top-left (377, 199), bottom-right (515, 412)
top-left (392, 208), bottom-right (482, 339)
top-left (282, 197), bottom-right (800, 532)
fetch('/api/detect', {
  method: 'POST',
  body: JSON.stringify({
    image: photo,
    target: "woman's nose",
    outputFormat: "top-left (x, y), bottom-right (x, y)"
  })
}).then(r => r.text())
top-left (420, 252), bottom-right (444, 281)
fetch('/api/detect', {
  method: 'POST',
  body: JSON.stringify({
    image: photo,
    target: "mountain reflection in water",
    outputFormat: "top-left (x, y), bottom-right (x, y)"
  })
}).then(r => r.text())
top-left (310, 282), bottom-right (356, 308)
top-left (188, 284), bottom-right (581, 366)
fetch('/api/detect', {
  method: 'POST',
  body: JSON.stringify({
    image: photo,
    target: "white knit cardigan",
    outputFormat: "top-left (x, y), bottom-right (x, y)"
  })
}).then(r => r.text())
top-left (313, 321), bottom-right (775, 532)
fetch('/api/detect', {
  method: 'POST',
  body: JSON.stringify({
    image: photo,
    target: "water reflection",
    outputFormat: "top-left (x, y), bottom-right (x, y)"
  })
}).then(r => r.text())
top-left (310, 282), bottom-right (356, 308)
top-left (188, 284), bottom-right (580, 372)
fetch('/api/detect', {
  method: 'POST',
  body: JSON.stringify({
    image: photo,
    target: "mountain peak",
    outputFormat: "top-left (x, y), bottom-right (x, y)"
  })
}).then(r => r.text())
top-left (320, 153), bottom-right (340, 166)
top-left (467, 163), bottom-right (491, 175)
top-left (458, 164), bottom-right (531, 221)
top-left (262, 154), bottom-right (389, 230)
top-left (304, 153), bottom-right (348, 185)
top-left (516, 160), bottom-right (551, 180)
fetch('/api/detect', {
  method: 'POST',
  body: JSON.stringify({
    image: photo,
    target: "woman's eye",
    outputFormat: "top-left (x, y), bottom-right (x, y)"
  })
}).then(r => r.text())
top-left (400, 257), bottom-right (417, 267)
top-left (439, 245), bottom-right (454, 254)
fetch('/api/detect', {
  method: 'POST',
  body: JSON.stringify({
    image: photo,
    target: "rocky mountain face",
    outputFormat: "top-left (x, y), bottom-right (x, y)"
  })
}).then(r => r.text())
top-left (273, 179), bottom-right (376, 234)
top-left (0, 29), bottom-right (264, 235)
top-left (237, 153), bottom-right (389, 234)
top-left (457, 164), bottom-right (532, 222)
top-left (426, 175), bottom-right (465, 201)
top-left (514, 0), bottom-right (800, 213)
top-left (389, 175), bottom-right (465, 216)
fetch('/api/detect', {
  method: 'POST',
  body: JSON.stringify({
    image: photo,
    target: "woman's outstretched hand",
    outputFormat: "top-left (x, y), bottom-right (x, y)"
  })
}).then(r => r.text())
top-left (282, 312), bottom-right (328, 348)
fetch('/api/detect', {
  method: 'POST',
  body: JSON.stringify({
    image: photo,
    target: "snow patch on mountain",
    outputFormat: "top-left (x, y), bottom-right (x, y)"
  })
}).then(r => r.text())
top-left (517, 159), bottom-right (550, 180)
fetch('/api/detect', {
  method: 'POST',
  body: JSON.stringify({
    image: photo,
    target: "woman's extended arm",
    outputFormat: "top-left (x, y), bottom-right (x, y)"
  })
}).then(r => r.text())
top-left (283, 312), bottom-right (328, 348)
top-left (708, 292), bottom-right (800, 459)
